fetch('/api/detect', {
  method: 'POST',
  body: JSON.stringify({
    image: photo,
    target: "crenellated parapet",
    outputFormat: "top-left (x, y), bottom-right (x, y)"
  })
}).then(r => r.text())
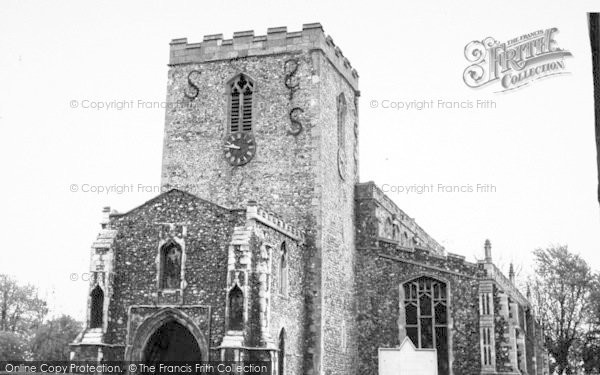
top-left (355, 181), bottom-right (445, 253)
top-left (246, 201), bottom-right (305, 242)
top-left (169, 23), bottom-right (359, 91)
top-left (375, 241), bottom-right (481, 279)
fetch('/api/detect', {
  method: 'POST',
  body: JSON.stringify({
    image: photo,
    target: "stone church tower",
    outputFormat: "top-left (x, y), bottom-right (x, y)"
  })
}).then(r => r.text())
top-left (160, 23), bottom-right (360, 374)
top-left (71, 23), bottom-right (549, 375)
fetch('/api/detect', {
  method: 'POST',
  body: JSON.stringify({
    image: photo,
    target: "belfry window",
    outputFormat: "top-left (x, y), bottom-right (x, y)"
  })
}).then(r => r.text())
top-left (90, 286), bottom-right (104, 329)
top-left (279, 242), bottom-right (288, 296)
top-left (403, 277), bottom-right (449, 375)
top-left (159, 241), bottom-right (182, 290)
top-left (230, 74), bottom-right (254, 133)
top-left (337, 93), bottom-right (347, 149)
top-left (228, 285), bottom-right (244, 331)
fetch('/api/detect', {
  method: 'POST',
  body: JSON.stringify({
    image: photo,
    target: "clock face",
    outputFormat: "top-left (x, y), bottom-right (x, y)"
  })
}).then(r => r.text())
top-left (223, 132), bottom-right (256, 166)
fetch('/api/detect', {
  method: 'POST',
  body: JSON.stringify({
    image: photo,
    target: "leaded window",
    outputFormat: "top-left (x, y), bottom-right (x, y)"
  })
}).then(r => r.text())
top-left (482, 327), bottom-right (493, 366)
top-left (404, 277), bottom-right (449, 375)
top-left (481, 292), bottom-right (492, 315)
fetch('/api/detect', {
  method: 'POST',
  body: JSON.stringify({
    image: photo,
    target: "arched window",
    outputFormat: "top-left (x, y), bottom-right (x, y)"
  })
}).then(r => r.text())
top-left (90, 285), bottom-right (104, 329)
top-left (337, 93), bottom-right (347, 149)
top-left (160, 241), bottom-right (182, 289)
top-left (278, 328), bottom-right (286, 375)
top-left (385, 218), bottom-right (393, 238)
top-left (230, 74), bottom-right (254, 133)
top-left (228, 285), bottom-right (244, 331)
top-left (403, 277), bottom-right (449, 375)
top-left (279, 243), bottom-right (288, 296)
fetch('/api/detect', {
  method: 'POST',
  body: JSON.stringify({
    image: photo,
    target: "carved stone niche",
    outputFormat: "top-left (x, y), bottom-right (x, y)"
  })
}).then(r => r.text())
top-left (93, 248), bottom-right (109, 271)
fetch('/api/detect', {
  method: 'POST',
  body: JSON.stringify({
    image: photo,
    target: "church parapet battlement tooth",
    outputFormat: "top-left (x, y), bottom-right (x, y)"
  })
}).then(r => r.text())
top-left (168, 23), bottom-right (358, 90)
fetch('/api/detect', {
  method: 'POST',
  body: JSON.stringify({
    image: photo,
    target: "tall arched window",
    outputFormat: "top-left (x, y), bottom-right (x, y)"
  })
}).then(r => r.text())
top-left (403, 277), bottom-right (449, 375)
top-left (337, 93), bottom-right (347, 149)
top-left (160, 241), bottom-right (182, 289)
top-left (90, 285), bottom-right (104, 329)
top-left (228, 285), bottom-right (244, 331)
top-left (230, 74), bottom-right (254, 133)
top-left (279, 242), bottom-right (288, 296)
top-left (278, 328), bottom-right (286, 375)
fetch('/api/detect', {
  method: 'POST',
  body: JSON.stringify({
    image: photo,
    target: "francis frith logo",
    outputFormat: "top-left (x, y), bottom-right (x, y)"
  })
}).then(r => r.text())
top-left (463, 28), bottom-right (572, 92)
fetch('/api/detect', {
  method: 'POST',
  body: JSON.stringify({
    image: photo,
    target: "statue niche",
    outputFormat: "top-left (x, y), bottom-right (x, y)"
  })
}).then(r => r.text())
top-left (160, 241), bottom-right (182, 290)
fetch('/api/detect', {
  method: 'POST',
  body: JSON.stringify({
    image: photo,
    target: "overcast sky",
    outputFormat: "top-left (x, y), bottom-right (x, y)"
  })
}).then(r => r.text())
top-left (1, 0), bottom-right (599, 320)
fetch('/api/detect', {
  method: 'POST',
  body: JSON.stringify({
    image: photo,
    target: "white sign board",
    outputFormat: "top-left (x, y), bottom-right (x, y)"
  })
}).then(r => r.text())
top-left (379, 337), bottom-right (438, 375)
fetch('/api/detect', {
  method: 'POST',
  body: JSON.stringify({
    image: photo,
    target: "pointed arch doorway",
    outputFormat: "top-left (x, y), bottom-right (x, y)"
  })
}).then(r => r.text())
top-left (126, 308), bottom-right (209, 363)
top-left (143, 320), bottom-right (202, 362)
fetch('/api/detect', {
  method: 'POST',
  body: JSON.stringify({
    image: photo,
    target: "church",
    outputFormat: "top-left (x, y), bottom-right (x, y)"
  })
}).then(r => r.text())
top-left (70, 23), bottom-right (550, 375)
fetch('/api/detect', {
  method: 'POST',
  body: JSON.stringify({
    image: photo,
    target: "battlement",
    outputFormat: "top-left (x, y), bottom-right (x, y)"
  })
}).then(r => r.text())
top-left (169, 23), bottom-right (359, 90)
top-left (356, 181), bottom-right (445, 253)
top-left (376, 241), bottom-right (481, 280)
top-left (246, 201), bottom-right (305, 242)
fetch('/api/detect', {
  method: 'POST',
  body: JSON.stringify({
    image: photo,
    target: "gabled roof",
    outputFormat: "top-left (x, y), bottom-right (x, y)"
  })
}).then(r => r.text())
top-left (108, 188), bottom-right (240, 219)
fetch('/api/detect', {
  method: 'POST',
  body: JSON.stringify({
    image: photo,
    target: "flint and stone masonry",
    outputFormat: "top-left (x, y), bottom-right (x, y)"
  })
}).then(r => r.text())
top-left (70, 24), bottom-right (549, 375)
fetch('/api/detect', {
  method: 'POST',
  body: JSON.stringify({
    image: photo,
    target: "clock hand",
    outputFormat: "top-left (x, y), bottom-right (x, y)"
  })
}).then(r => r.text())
top-left (224, 143), bottom-right (241, 150)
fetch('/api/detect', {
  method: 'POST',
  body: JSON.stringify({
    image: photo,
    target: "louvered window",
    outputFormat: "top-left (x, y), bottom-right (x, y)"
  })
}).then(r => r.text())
top-left (230, 75), bottom-right (254, 132)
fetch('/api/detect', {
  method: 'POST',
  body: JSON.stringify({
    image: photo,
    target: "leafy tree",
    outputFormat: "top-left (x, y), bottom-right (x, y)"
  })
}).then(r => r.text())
top-left (529, 245), bottom-right (595, 374)
top-left (0, 275), bottom-right (48, 334)
top-left (581, 331), bottom-right (600, 373)
top-left (30, 315), bottom-right (82, 360)
top-left (581, 274), bottom-right (600, 372)
top-left (0, 331), bottom-right (27, 360)
top-left (0, 274), bottom-right (49, 360)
